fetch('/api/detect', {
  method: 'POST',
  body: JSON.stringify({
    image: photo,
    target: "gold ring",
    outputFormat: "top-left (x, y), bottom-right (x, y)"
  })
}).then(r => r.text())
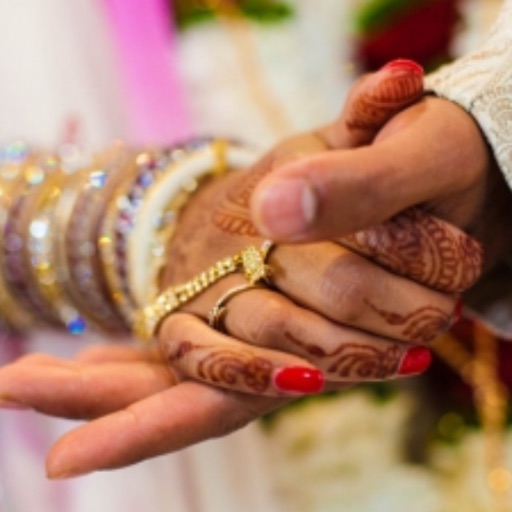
top-left (133, 239), bottom-right (275, 342)
top-left (208, 283), bottom-right (265, 332)
top-left (240, 239), bottom-right (274, 285)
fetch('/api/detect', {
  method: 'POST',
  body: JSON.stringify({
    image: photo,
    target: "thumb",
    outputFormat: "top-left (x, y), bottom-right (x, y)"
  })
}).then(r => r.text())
top-left (251, 96), bottom-right (484, 241)
top-left (251, 142), bottom-right (427, 241)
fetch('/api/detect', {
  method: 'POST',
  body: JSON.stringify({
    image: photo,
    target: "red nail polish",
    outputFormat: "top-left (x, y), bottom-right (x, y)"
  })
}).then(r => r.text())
top-left (274, 367), bottom-right (324, 394)
top-left (398, 347), bottom-right (432, 376)
top-left (383, 59), bottom-right (424, 75)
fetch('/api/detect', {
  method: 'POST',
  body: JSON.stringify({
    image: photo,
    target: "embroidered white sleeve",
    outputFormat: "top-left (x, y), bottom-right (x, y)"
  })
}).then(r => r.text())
top-left (426, 0), bottom-right (512, 187)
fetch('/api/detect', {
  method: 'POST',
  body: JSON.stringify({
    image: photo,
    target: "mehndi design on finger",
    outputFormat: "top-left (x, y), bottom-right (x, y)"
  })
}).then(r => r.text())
top-left (341, 208), bottom-right (483, 293)
top-left (328, 344), bottom-right (401, 379)
top-left (166, 340), bottom-right (273, 393)
top-left (365, 299), bottom-right (451, 343)
top-left (285, 332), bottom-right (401, 379)
top-left (345, 67), bottom-right (423, 133)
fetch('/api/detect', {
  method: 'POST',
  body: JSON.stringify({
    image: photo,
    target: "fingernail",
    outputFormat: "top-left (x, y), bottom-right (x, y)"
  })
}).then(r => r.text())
top-left (398, 347), bottom-right (432, 376)
top-left (47, 458), bottom-right (90, 480)
top-left (273, 366), bottom-right (324, 394)
top-left (253, 179), bottom-right (317, 239)
top-left (451, 298), bottom-right (463, 326)
top-left (48, 468), bottom-right (89, 480)
top-left (0, 398), bottom-right (31, 410)
top-left (382, 59), bottom-right (424, 75)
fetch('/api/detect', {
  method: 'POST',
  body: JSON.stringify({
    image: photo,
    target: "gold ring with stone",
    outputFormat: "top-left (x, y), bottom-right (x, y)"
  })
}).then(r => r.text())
top-left (133, 240), bottom-right (275, 342)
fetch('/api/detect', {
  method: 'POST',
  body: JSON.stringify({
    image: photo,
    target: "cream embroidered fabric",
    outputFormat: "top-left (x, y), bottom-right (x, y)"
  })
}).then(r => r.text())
top-left (427, 0), bottom-right (512, 186)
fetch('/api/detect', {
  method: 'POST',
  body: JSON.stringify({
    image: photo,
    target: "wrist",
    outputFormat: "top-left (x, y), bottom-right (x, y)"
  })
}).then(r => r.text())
top-left (161, 169), bottom-right (250, 289)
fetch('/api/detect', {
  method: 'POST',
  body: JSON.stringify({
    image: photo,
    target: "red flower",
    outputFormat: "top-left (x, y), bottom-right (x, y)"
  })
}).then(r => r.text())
top-left (355, 0), bottom-right (460, 71)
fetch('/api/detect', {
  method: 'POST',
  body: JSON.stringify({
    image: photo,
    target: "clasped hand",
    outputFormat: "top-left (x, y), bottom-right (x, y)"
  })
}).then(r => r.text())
top-left (0, 60), bottom-right (494, 479)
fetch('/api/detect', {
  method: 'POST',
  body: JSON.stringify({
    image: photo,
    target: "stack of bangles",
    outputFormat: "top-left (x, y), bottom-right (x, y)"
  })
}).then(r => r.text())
top-left (0, 138), bottom-right (271, 342)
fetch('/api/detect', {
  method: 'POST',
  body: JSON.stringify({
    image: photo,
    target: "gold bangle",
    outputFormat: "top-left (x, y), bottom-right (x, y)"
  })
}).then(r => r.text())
top-left (24, 167), bottom-right (89, 332)
top-left (0, 158), bottom-right (37, 330)
top-left (3, 151), bottom-right (59, 324)
top-left (133, 240), bottom-right (274, 342)
top-left (64, 144), bottom-right (132, 333)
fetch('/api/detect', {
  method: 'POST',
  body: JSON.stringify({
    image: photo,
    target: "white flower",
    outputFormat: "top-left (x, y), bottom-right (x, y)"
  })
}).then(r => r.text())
top-left (266, 390), bottom-right (442, 512)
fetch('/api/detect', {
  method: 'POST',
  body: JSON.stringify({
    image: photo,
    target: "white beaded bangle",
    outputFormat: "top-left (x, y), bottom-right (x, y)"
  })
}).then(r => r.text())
top-left (128, 141), bottom-right (257, 306)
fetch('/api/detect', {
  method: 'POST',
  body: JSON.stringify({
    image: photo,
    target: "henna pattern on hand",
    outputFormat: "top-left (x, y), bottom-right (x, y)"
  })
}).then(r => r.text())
top-left (163, 205), bottom-right (212, 286)
top-left (212, 163), bottom-right (271, 237)
top-left (167, 341), bottom-right (272, 393)
top-left (365, 299), bottom-right (450, 343)
top-left (341, 208), bottom-right (483, 293)
top-left (457, 231), bottom-right (484, 290)
top-left (212, 211), bottom-right (259, 237)
top-left (284, 332), bottom-right (401, 380)
top-left (345, 73), bottom-right (423, 133)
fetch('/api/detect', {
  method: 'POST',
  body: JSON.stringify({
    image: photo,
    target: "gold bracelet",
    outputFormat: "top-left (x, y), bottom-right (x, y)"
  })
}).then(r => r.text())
top-left (3, 151), bottom-right (59, 324)
top-left (99, 140), bottom-right (240, 326)
top-left (0, 157), bottom-right (37, 330)
top-left (133, 240), bottom-right (274, 342)
top-left (64, 144), bottom-right (132, 333)
top-left (24, 167), bottom-right (89, 332)
top-left (97, 149), bottom-right (162, 326)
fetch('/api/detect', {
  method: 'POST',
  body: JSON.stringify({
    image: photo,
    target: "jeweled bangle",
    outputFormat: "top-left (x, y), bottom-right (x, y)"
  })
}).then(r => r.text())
top-left (0, 148), bottom-right (39, 331)
top-left (128, 140), bottom-right (257, 306)
top-left (64, 144), bottom-right (133, 333)
top-left (98, 140), bottom-right (216, 324)
top-left (97, 149), bottom-right (156, 328)
top-left (23, 167), bottom-right (88, 332)
top-left (3, 152), bottom-right (59, 324)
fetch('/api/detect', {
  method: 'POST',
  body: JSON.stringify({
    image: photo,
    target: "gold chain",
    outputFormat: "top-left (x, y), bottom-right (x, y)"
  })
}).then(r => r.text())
top-left (133, 240), bottom-right (273, 342)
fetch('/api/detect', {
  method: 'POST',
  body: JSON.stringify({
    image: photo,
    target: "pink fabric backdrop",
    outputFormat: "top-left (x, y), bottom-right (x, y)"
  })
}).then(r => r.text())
top-left (100, 0), bottom-right (192, 144)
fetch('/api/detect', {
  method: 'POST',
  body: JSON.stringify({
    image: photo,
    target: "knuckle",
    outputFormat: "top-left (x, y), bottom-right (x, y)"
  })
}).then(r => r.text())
top-left (159, 313), bottom-right (196, 343)
top-left (320, 254), bottom-right (370, 324)
top-left (344, 171), bottom-right (386, 227)
top-left (250, 296), bottom-right (290, 347)
top-left (361, 168), bottom-right (389, 212)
